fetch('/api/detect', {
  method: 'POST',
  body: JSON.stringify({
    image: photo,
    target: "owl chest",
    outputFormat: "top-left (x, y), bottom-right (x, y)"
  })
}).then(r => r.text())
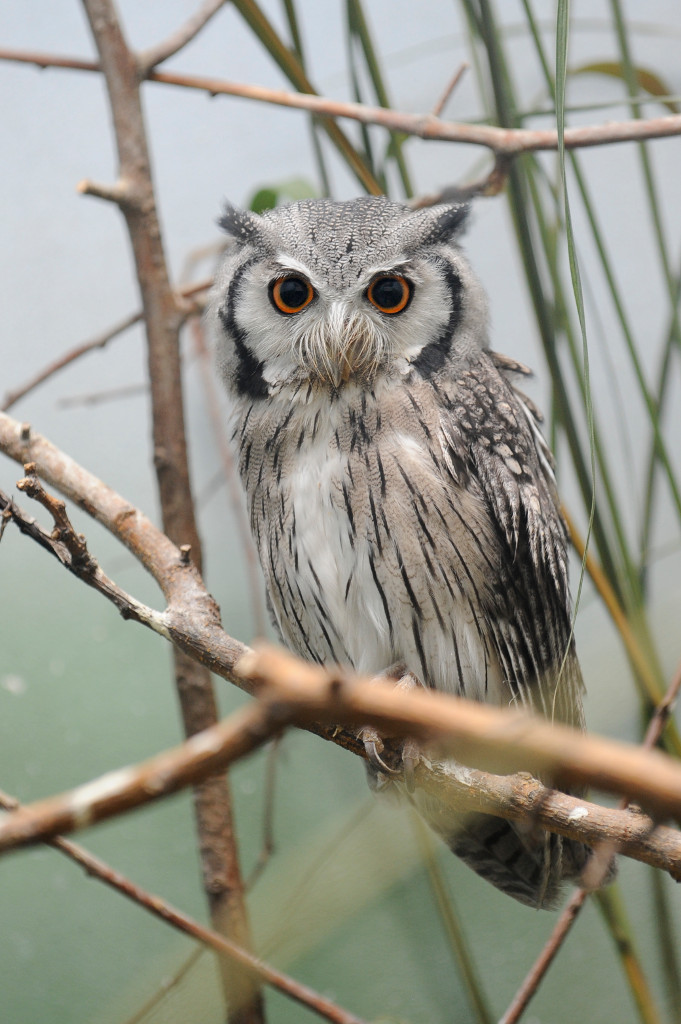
top-left (286, 436), bottom-right (382, 665)
top-left (245, 404), bottom-right (393, 671)
top-left (242, 390), bottom-right (501, 694)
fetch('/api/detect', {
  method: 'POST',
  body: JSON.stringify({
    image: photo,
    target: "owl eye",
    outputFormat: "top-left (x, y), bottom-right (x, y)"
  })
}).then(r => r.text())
top-left (366, 274), bottom-right (411, 314)
top-left (270, 276), bottom-right (315, 314)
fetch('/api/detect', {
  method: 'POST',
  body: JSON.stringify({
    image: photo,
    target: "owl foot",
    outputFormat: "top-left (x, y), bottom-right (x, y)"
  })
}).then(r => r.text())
top-left (359, 728), bottom-right (421, 792)
top-left (359, 668), bottom-right (422, 792)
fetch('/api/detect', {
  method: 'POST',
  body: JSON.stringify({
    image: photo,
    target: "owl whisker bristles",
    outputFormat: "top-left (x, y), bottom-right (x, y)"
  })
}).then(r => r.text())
top-left (295, 307), bottom-right (392, 388)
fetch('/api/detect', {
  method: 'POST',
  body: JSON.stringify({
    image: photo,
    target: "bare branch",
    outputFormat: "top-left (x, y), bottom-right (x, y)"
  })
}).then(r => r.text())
top-left (58, 383), bottom-right (148, 408)
top-left (2, 311), bottom-right (142, 412)
top-left (76, 176), bottom-right (130, 203)
top-left (137, 0), bottom-right (228, 73)
top-left (0, 677), bottom-right (679, 880)
top-left (240, 646), bottom-right (681, 822)
top-left (79, 3), bottom-right (260, 1016)
top-left (0, 484), bottom-right (169, 635)
top-left (2, 277), bottom-right (210, 414)
top-left (0, 700), bottom-right (278, 851)
top-left (430, 61), bottom-right (469, 118)
top-left (0, 788), bottom-right (367, 1024)
top-left (0, 412), bottom-right (194, 605)
top-left (17, 462), bottom-right (92, 566)
top-left (3, 412), bottom-right (681, 826)
top-left (1, 47), bottom-right (680, 157)
top-left (145, 72), bottom-right (681, 152)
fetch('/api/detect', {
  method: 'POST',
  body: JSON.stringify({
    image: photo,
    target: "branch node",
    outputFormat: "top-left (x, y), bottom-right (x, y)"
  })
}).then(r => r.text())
top-left (16, 465), bottom-right (94, 570)
top-left (76, 177), bottom-right (131, 206)
top-left (179, 543), bottom-right (191, 566)
top-left (20, 423), bottom-right (31, 442)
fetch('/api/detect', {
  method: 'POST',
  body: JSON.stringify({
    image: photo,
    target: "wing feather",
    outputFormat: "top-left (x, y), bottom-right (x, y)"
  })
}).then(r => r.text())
top-left (439, 352), bottom-right (584, 729)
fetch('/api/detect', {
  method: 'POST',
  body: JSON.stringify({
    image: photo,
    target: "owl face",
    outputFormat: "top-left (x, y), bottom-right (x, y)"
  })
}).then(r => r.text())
top-left (210, 197), bottom-right (489, 396)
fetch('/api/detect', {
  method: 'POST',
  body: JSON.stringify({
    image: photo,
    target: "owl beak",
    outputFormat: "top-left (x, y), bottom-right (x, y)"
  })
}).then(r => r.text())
top-left (300, 303), bottom-right (387, 388)
top-left (334, 304), bottom-right (375, 383)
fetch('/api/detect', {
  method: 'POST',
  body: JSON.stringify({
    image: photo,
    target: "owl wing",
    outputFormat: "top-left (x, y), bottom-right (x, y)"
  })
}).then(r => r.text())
top-left (438, 352), bottom-right (585, 729)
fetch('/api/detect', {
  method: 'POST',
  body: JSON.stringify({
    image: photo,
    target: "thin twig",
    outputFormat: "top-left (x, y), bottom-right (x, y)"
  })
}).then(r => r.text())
top-left (1, 277), bottom-right (211, 413)
top-left (431, 61), bottom-right (469, 117)
top-left (0, 787), bottom-right (367, 1024)
top-left (0, 484), bottom-right (169, 634)
top-left (1, 47), bottom-right (681, 155)
top-left (16, 462), bottom-right (92, 566)
top-left (58, 383), bottom-right (148, 407)
top-left (2, 311), bottom-right (142, 412)
top-left (137, 0), bottom-right (227, 73)
top-left (497, 889), bottom-right (587, 1024)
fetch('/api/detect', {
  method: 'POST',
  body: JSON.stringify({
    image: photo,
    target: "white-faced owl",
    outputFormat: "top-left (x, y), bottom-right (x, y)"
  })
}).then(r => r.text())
top-left (210, 196), bottom-right (589, 908)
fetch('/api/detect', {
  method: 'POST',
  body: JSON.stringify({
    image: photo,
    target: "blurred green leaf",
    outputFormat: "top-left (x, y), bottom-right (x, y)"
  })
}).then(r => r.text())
top-left (570, 61), bottom-right (680, 113)
top-left (248, 178), bottom-right (317, 213)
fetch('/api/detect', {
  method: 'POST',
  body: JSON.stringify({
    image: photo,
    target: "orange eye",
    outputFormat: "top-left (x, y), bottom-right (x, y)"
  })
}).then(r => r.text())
top-left (366, 274), bottom-right (411, 314)
top-left (270, 276), bottom-right (315, 314)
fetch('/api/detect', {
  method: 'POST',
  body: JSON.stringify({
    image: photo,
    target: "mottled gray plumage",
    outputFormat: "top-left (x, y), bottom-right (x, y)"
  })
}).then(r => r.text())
top-left (210, 196), bottom-right (589, 908)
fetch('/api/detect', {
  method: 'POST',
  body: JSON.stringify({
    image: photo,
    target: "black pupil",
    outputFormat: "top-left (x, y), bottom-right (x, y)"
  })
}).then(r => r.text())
top-left (372, 277), bottom-right (405, 309)
top-left (279, 277), bottom-right (309, 309)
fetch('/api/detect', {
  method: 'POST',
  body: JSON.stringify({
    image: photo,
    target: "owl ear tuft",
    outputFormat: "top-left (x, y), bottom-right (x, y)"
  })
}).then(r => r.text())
top-left (419, 201), bottom-right (470, 244)
top-left (217, 203), bottom-right (263, 245)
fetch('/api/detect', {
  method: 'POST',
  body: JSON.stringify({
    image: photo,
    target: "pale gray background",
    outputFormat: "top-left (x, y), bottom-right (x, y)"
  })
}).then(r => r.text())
top-left (2, 3), bottom-right (681, 1022)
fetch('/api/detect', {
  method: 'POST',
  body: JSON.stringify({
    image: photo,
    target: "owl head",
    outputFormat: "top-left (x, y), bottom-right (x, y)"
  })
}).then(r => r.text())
top-left (209, 196), bottom-right (488, 398)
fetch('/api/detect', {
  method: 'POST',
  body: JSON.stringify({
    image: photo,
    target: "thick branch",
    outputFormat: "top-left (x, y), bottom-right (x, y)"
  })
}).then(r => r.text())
top-left (0, 684), bottom-right (679, 880)
top-left (80, 3), bottom-right (260, 1018)
top-left (239, 648), bottom-right (681, 823)
top-left (3, 412), bottom-right (681, 823)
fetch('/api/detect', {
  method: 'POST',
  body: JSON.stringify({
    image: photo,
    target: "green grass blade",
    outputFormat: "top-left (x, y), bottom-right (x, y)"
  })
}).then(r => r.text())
top-left (280, 0), bottom-right (332, 196)
top-left (411, 815), bottom-right (494, 1024)
top-left (232, 0), bottom-right (383, 194)
top-left (346, 0), bottom-right (414, 198)
top-left (595, 886), bottom-right (665, 1024)
top-left (608, 0), bottom-right (681, 577)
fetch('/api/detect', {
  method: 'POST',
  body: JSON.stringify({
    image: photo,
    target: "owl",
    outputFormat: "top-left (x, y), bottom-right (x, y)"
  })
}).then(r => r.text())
top-left (210, 196), bottom-right (589, 908)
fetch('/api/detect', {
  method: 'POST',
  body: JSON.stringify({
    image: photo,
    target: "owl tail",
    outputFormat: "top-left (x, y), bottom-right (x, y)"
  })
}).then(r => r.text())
top-left (442, 812), bottom-right (589, 908)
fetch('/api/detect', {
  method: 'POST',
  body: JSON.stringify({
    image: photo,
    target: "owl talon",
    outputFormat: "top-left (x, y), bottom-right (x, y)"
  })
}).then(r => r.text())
top-left (360, 727), bottom-right (401, 776)
top-left (359, 726), bottom-right (421, 790)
